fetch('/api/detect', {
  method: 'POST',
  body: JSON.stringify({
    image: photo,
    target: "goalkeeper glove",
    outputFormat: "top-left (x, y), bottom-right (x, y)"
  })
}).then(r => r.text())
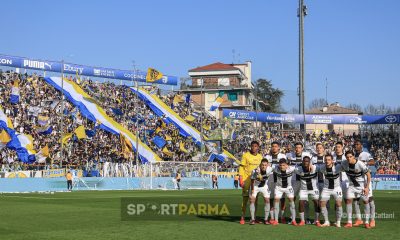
top-left (239, 176), bottom-right (244, 188)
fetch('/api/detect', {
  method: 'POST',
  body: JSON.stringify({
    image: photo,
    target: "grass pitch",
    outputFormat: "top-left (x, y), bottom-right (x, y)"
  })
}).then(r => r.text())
top-left (0, 190), bottom-right (398, 240)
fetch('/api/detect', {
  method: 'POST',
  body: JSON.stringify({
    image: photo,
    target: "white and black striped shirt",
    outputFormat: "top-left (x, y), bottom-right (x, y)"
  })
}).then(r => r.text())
top-left (273, 165), bottom-right (296, 188)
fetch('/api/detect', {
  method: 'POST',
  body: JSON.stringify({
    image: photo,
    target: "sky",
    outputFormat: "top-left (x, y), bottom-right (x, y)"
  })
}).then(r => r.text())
top-left (1, 0), bottom-right (399, 111)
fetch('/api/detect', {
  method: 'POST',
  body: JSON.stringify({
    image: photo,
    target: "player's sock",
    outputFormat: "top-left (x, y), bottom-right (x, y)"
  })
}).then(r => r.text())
top-left (354, 200), bottom-right (361, 220)
top-left (280, 210), bottom-right (285, 219)
top-left (250, 202), bottom-right (256, 221)
top-left (289, 201), bottom-right (296, 222)
top-left (304, 201), bottom-right (309, 220)
top-left (336, 206), bottom-right (343, 222)
top-left (370, 200), bottom-right (375, 221)
top-left (321, 206), bottom-right (328, 223)
top-left (241, 196), bottom-right (249, 216)
top-left (364, 203), bottom-right (370, 224)
top-left (346, 203), bottom-right (352, 223)
top-left (300, 212), bottom-right (305, 222)
top-left (274, 201), bottom-right (280, 221)
top-left (270, 207), bottom-right (275, 220)
top-left (315, 211), bottom-right (320, 222)
top-left (264, 203), bottom-right (271, 221)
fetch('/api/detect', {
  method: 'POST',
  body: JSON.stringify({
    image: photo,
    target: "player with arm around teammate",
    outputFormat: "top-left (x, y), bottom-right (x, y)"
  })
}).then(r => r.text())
top-left (265, 141), bottom-right (287, 223)
top-left (317, 154), bottom-right (344, 227)
top-left (354, 139), bottom-right (376, 228)
top-left (342, 151), bottom-right (372, 229)
top-left (249, 159), bottom-right (274, 225)
top-left (294, 156), bottom-right (321, 226)
top-left (271, 158), bottom-right (297, 226)
top-left (288, 142), bottom-right (312, 223)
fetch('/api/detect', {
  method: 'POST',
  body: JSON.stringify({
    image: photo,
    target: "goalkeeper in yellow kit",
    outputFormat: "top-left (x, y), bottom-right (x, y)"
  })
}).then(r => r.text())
top-left (239, 141), bottom-right (263, 224)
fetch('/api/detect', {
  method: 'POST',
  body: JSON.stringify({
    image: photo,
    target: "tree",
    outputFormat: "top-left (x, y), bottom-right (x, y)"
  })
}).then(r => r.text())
top-left (253, 79), bottom-right (284, 113)
top-left (308, 98), bottom-right (327, 110)
top-left (346, 103), bottom-right (362, 112)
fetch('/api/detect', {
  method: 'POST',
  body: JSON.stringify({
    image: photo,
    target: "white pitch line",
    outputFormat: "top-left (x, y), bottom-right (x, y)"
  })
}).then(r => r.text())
top-left (0, 193), bottom-right (219, 200)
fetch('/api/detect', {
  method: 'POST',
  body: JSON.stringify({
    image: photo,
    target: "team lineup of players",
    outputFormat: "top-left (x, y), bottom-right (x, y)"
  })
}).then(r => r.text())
top-left (238, 140), bottom-right (376, 228)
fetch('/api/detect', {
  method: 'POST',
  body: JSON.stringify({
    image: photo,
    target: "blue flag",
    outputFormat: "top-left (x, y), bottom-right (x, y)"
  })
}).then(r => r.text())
top-left (152, 136), bottom-right (166, 149)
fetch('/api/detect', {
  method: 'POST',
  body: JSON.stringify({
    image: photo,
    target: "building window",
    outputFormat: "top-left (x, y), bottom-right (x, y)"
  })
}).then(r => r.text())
top-left (228, 92), bottom-right (238, 101)
top-left (218, 78), bottom-right (230, 86)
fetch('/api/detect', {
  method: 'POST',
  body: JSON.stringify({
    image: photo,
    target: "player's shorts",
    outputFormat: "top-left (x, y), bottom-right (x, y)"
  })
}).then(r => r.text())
top-left (346, 185), bottom-right (368, 201)
top-left (274, 186), bottom-right (294, 199)
top-left (299, 189), bottom-right (319, 201)
top-left (292, 180), bottom-right (300, 195)
top-left (242, 178), bottom-right (251, 196)
top-left (250, 185), bottom-right (271, 199)
top-left (320, 187), bottom-right (343, 201)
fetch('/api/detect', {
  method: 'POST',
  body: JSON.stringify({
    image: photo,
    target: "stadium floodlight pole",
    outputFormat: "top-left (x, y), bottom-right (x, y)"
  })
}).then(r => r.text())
top-left (255, 82), bottom-right (259, 140)
top-left (298, 0), bottom-right (307, 142)
top-left (60, 59), bottom-right (65, 168)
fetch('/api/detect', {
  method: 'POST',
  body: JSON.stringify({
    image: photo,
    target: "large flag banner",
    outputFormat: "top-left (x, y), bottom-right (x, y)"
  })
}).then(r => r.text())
top-left (44, 77), bottom-right (160, 163)
top-left (7, 133), bottom-right (37, 163)
top-left (130, 88), bottom-right (239, 164)
top-left (146, 68), bottom-right (163, 83)
top-left (209, 97), bottom-right (224, 111)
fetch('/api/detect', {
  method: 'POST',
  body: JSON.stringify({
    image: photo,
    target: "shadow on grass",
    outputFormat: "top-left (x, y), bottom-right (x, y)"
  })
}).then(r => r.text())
top-left (196, 215), bottom-right (241, 222)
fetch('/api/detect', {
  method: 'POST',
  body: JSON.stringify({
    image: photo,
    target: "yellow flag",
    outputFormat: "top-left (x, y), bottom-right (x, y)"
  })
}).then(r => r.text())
top-left (62, 133), bottom-right (73, 145)
top-left (74, 125), bottom-right (87, 139)
top-left (13, 79), bottom-right (20, 87)
top-left (0, 130), bottom-right (11, 143)
top-left (179, 141), bottom-right (188, 153)
top-left (184, 115), bottom-right (195, 122)
top-left (41, 145), bottom-right (49, 157)
top-left (7, 117), bottom-right (14, 129)
top-left (162, 147), bottom-right (173, 156)
top-left (173, 95), bottom-right (184, 104)
top-left (146, 68), bottom-right (163, 83)
top-left (120, 134), bottom-right (133, 152)
top-left (155, 127), bottom-right (162, 134)
top-left (165, 135), bottom-right (172, 141)
top-left (202, 124), bottom-right (211, 131)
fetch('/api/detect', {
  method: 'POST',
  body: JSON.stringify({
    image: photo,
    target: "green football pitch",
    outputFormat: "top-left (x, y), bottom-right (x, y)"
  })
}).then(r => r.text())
top-left (0, 190), bottom-right (398, 240)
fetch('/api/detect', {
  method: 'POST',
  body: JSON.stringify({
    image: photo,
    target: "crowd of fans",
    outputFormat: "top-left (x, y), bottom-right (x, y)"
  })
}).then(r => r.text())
top-left (0, 69), bottom-right (399, 175)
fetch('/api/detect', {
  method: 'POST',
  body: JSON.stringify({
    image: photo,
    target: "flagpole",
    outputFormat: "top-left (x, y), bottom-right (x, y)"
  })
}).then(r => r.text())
top-left (60, 59), bottom-right (65, 168)
top-left (200, 77), bottom-right (204, 160)
top-left (133, 61), bottom-right (139, 167)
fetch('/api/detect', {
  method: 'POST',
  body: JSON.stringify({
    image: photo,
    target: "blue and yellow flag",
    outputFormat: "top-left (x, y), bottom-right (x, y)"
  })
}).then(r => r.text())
top-left (10, 80), bottom-right (20, 104)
